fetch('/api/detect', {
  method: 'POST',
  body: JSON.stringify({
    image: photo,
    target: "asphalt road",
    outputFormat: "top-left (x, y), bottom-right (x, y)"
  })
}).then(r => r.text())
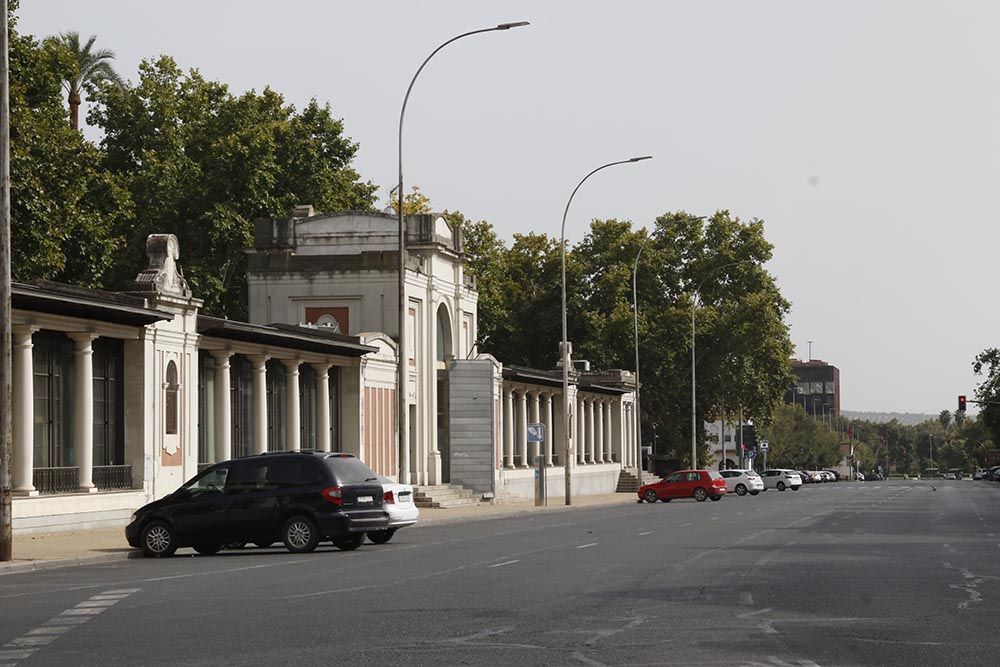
top-left (2, 480), bottom-right (999, 666)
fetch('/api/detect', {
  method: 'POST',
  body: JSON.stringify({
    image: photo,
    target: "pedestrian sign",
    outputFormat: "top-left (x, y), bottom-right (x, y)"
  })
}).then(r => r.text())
top-left (527, 423), bottom-right (546, 442)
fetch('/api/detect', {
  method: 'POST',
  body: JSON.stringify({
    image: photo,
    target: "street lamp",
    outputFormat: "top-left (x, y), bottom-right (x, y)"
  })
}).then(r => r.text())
top-left (561, 156), bottom-right (652, 505)
top-left (396, 21), bottom-right (528, 484)
top-left (690, 259), bottom-right (754, 470)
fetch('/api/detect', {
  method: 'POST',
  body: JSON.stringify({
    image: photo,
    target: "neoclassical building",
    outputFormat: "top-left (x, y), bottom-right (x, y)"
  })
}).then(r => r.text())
top-left (7, 210), bottom-right (639, 533)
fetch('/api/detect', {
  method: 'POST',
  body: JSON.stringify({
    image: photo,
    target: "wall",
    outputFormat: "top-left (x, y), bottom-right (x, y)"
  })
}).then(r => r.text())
top-left (447, 358), bottom-right (497, 494)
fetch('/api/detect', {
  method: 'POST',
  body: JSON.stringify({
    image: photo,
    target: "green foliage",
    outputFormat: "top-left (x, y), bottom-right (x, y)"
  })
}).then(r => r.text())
top-left (89, 56), bottom-right (377, 318)
top-left (389, 186), bottom-right (432, 215)
top-left (443, 210), bottom-right (507, 353)
top-left (52, 31), bottom-right (123, 130)
top-left (761, 404), bottom-right (841, 469)
top-left (8, 16), bottom-right (131, 287)
top-left (973, 348), bottom-right (1000, 446)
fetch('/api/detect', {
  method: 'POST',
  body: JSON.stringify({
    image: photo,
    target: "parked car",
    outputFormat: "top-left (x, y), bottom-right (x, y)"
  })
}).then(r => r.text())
top-left (973, 469), bottom-right (985, 480)
top-left (126, 452), bottom-right (390, 557)
top-left (760, 469), bottom-right (803, 491)
top-left (943, 472), bottom-right (956, 480)
top-left (718, 469), bottom-right (764, 496)
top-left (948, 468), bottom-right (964, 480)
top-left (800, 470), bottom-right (822, 484)
top-left (367, 475), bottom-right (419, 544)
top-left (822, 469), bottom-right (841, 481)
top-left (818, 470), bottom-right (836, 483)
top-left (639, 469), bottom-right (728, 503)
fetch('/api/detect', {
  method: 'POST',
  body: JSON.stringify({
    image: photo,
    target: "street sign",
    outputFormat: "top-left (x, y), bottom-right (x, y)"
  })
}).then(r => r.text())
top-left (747, 450), bottom-right (756, 459)
top-left (527, 423), bottom-right (546, 442)
top-left (759, 440), bottom-right (769, 453)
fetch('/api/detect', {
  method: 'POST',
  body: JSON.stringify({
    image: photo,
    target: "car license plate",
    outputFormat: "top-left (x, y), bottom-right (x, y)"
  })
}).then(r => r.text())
top-left (358, 495), bottom-right (373, 503)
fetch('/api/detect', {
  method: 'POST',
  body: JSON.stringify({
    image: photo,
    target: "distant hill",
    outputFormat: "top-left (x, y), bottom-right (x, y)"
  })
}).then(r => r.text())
top-left (841, 411), bottom-right (939, 426)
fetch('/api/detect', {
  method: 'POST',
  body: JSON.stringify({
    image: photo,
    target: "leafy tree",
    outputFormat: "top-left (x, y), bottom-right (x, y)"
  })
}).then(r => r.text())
top-left (938, 410), bottom-right (951, 430)
top-left (388, 185), bottom-right (432, 215)
top-left (973, 348), bottom-right (1000, 446)
top-left (52, 31), bottom-right (123, 130)
top-left (89, 56), bottom-right (377, 318)
top-left (760, 404), bottom-right (840, 469)
top-left (8, 7), bottom-right (132, 286)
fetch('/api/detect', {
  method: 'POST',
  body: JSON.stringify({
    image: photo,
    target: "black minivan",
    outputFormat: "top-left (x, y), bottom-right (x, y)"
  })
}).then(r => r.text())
top-left (126, 452), bottom-right (389, 557)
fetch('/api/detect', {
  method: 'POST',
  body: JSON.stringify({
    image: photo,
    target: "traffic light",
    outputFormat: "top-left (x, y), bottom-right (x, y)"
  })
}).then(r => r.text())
top-left (959, 395), bottom-right (967, 412)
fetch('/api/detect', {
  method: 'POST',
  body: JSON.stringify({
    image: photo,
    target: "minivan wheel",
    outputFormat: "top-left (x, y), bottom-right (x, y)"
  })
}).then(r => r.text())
top-left (367, 529), bottom-right (397, 545)
top-left (141, 521), bottom-right (177, 558)
top-left (735, 484), bottom-right (747, 496)
top-left (282, 516), bottom-right (320, 554)
top-left (777, 481), bottom-right (786, 491)
top-left (693, 487), bottom-right (708, 502)
top-left (193, 544), bottom-right (222, 556)
top-left (643, 490), bottom-right (659, 503)
top-left (333, 533), bottom-right (365, 551)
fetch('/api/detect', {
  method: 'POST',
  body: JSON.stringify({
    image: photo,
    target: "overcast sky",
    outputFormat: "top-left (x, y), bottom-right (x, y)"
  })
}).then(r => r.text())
top-left (18, 1), bottom-right (1000, 415)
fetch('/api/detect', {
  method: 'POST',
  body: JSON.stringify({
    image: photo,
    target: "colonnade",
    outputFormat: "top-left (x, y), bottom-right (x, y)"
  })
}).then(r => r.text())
top-left (501, 386), bottom-right (634, 469)
top-left (210, 351), bottom-right (334, 462)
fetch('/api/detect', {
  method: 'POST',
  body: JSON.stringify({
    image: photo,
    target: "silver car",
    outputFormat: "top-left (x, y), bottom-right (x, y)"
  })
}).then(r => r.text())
top-left (718, 469), bottom-right (764, 496)
top-left (761, 469), bottom-right (802, 491)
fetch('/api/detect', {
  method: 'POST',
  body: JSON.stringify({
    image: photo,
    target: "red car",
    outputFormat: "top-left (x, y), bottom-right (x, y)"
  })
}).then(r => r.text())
top-left (638, 469), bottom-right (728, 503)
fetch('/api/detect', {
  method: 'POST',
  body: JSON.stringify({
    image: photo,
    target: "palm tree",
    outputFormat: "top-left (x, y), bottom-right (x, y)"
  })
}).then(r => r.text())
top-left (54, 32), bottom-right (124, 130)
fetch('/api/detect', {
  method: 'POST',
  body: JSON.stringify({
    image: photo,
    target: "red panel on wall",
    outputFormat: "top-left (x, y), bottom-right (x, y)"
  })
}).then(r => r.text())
top-left (305, 307), bottom-right (349, 334)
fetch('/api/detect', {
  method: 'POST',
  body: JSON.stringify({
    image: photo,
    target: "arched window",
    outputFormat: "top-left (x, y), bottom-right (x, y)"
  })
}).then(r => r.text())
top-left (165, 360), bottom-right (179, 435)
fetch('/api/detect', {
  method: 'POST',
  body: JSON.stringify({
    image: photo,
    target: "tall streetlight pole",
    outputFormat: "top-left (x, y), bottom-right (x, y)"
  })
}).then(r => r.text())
top-left (561, 156), bottom-right (652, 505)
top-left (631, 243), bottom-right (645, 477)
top-left (396, 21), bottom-right (528, 484)
top-left (690, 259), bottom-right (754, 470)
top-left (0, 0), bottom-right (12, 561)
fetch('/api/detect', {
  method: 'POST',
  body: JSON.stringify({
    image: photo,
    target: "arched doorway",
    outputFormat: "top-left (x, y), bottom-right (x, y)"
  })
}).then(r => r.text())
top-left (436, 304), bottom-right (453, 482)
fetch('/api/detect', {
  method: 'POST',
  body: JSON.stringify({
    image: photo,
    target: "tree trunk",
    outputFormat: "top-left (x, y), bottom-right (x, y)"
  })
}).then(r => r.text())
top-left (68, 89), bottom-right (81, 130)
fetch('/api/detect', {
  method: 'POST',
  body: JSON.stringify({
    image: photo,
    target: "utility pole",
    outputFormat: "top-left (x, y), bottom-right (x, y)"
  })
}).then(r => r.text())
top-left (1, 0), bottom-right (14, 561)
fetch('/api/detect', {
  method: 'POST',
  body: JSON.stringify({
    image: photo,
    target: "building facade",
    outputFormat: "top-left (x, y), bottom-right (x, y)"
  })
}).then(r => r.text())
top-left (784, 358), bottom-right (840, 419)
top-left (8, 210), bottom-right (638, 533)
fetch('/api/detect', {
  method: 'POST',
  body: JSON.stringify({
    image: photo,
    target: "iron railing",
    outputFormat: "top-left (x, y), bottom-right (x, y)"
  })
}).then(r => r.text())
top-left (32, 467), bottom-right (79, 494)
top-left (93, 465), bottom-right (133, 490)
top-left (32, 465), bottom-right (134, 493)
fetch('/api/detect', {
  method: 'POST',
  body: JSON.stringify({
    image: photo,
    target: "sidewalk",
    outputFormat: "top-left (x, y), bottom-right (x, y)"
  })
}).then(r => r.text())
top-left (1, 492), bottom-right (637, 575)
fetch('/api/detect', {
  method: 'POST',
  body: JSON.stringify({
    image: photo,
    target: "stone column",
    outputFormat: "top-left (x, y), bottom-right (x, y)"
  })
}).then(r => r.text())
top-left (543, 392), bottom-right (554, 466)
top-left (625, 403), bottom-right (633, 468)
top-left (314, 363), bottom-right (331, 452)
top-left (249, 356), bottom-right (268, 454)
top-left (504, 388), bottom-right (515, 468)
top-left (595, 399), bottom-right (605, 463)
top-left (12, 327), bottom-right (37, 495)
top-left (69, 333), bottom-right (98, 492)
top-left (517, 389), bottom-right (529, 467)
top-left (284, 359), bottom-right (301, 451)
top-left (577, 397), bottom-right (586, 465)
top-left (212, 351), bottom-right (233, 462)
top-left (604, 401), bottom-right (613, 463)
top-left (586, 398), bottom-right (596, 464)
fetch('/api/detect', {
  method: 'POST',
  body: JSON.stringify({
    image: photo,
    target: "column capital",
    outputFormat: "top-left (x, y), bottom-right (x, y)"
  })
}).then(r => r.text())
top-left (282, 358), bottom-right (302, 372)
top-left (311, 362), bottom-right (332, 375)
top-left (211, 349), bottom-right (234, 362)
top-left (12, 324), bottom-right (39, 338)
top-left (249, 354), bottom-right (269, 370)
top-left (68, 331), bottom-right (98, 348)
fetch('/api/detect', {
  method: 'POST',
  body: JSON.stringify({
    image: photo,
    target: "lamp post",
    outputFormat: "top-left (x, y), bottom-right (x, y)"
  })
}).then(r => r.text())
top-left (690, 259), bottom-right (754, 470)
top-left (632, 243), bottom-right (644, 477)
top-left (561, 156), bottom-right (652, 505)
top-left (396, 21), bottom-right (528, 484)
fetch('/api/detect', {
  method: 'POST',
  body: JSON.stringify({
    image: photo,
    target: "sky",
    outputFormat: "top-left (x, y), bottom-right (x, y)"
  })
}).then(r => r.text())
top-left (17, 1), bottom-right (1000, 415)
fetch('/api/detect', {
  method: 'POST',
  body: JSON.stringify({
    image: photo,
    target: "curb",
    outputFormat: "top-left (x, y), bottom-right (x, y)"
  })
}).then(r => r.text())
top-left (0, 550), bottom-right (142, 576)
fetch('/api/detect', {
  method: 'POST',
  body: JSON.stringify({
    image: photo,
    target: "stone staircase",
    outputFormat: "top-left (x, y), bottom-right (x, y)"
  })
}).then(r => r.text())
top-left (413, 484), bottom-right (484, 509)
top-left (616, 468), bottom-right (660, 493)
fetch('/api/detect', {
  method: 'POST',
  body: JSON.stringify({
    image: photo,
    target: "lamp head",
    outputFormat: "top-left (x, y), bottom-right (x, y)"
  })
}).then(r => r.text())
top-left (496, 21), bottom-right (530, 30)
top-left (629, 155), bottom-right (653, 162)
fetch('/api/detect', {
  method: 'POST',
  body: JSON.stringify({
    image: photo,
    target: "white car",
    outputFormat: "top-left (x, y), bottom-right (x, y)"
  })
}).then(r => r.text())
top-left (718, 469), bottom-right (764, 496)
top-left (366, 476), bottom-right (419, 544)
top-left (761, 469), bottom-right (802, 491)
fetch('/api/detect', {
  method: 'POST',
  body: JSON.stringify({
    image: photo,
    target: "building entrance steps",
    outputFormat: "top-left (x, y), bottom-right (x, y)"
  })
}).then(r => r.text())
top-left (413, 484), bottom-right (483, 508)
top-left (615, 468), bottom-right (661, 493)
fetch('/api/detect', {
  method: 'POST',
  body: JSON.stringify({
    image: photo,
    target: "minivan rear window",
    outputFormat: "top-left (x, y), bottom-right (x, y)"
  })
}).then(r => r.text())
top-left (324, 457), bottom-right (380, 484)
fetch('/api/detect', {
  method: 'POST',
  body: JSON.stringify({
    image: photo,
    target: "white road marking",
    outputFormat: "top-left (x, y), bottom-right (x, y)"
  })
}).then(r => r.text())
top-left (710, 516), bottom-right (720, 521)
top-left (488, 560), bottom-right (521, 568)
top-left (576, 543), bottom-right (598, 549)
top-left (680, 523), bottom-right (692, 527)
top-left (638, 531), bottom-right (651, 536)
top-left (284, 586), bottom-right (372, 599)
top-left (737, 607), bottom-right (773, 618)
top-left (1, 589), bottom-right (141, 665)
top-left (739, 591), bottom-right (754, 606)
